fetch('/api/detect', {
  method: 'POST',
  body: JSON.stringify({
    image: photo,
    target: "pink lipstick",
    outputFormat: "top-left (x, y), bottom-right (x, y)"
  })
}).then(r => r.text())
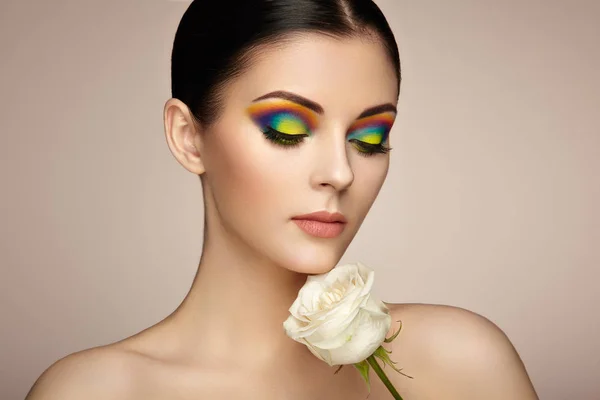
top-left (291, 211), bottom-right (347, 238)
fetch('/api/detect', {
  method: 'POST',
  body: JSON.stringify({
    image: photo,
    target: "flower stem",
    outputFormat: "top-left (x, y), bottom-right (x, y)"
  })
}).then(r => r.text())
top-left (366, 355), bottom-right (403, 400)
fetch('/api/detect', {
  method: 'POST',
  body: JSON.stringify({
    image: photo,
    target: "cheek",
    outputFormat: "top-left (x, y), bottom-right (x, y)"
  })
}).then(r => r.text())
top-left (203, 125), bottom-right (292, 216)
top-left (351, 157), bottom-right (389, 212)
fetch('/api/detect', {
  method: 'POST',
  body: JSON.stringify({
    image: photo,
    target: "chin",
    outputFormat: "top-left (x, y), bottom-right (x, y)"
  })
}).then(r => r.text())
top-left (286, 262), bottom-right (336, 276)
top-left (269, 225), bottom-right (356, 275)
top-left (278, 244), bottom-right (345, 275)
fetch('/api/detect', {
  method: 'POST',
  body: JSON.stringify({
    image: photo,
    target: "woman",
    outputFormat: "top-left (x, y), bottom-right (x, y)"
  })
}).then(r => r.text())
top-left (26, 0), bottom-right (538, 398)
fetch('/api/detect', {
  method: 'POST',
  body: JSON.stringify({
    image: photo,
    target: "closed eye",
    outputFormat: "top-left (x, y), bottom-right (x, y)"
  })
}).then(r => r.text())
top-left (349, 139), bottom-right (392, 157)
top-left (263, 126), bottom-right (308, 148)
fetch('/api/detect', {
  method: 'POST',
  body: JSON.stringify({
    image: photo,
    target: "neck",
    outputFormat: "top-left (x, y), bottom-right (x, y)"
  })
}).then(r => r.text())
top-left (166, 219), bottom-right (317, 372)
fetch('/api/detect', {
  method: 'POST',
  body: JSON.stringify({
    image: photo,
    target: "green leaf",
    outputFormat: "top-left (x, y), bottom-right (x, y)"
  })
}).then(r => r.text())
top-left (384, 320), bottom-right (403, 343)
top-left (373, 346), bottom-right (414, 379)
top-left (353, 360), bottom-right (371, 393)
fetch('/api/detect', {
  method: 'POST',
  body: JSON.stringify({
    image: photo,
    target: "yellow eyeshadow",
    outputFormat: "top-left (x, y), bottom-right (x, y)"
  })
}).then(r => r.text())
top-left (359, 133), bottom-right (382, 145)
top-left (278, 119), bottom-right (307, 135)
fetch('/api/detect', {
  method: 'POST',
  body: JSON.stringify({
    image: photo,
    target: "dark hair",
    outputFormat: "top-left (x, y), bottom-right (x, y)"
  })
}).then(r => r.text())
top-left (171, 0), bottom-right (401, 128)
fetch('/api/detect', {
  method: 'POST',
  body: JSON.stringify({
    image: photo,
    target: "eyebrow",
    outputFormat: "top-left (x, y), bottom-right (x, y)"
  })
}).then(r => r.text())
top-left (252, 90), bottom-right (397, 119)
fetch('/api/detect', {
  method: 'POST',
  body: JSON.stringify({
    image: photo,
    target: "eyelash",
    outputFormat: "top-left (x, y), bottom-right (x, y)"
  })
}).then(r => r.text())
top-left (263, 126), bottom-right (307, 148)
top-left (262, 126), bottom-right (392, 157)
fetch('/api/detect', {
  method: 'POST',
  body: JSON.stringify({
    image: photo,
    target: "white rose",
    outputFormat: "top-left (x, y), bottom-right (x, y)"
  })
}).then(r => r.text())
top-left (283, 262), bottom-right (392, 366)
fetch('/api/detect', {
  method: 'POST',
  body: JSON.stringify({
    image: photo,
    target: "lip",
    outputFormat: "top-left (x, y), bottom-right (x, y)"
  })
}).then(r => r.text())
top-left (291, 211), bottom-right (347, 223)
top-left (291, 211), bottom-right (347, 238)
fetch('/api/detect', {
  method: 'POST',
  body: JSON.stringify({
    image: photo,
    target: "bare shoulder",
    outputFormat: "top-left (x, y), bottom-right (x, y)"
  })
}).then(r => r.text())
top-left (25, 345), bottom-right (144, 400)
top-left (382, 303), bottom-right (539, 399)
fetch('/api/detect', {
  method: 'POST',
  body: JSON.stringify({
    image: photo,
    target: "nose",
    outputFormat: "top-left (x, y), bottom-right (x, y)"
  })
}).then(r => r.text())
top-left (309, 133), bottom-right (354, 192)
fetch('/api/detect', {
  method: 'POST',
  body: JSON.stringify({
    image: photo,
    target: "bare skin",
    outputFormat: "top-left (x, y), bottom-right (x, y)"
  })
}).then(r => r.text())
top-left (26, 34), bottom-right (538, 399)
top-left (25, 304), bottom-right (538, 400)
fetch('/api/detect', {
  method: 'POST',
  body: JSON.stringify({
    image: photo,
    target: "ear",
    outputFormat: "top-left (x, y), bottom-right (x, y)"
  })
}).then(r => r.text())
top-left (163, 98), bottom-right (205, 175)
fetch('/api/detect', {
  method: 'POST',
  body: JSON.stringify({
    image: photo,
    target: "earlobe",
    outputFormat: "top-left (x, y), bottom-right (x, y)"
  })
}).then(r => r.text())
top-left (163, 98), bottom-right (205, 175)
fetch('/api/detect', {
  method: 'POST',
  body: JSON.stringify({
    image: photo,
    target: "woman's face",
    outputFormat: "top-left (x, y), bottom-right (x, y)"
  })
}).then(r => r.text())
top-left (175, 34), bottom-right (398, 275)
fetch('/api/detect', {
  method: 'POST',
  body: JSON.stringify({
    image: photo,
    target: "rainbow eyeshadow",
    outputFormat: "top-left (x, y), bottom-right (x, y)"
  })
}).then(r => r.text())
top-left (347, 112), bottom-right (396, 144)
top-left (246, 100), bottom-right (318, 135)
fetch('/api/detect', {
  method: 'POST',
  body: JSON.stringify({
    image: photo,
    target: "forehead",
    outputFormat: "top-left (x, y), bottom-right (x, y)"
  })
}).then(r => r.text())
top-left (224, 34), bottom-right (398, 117)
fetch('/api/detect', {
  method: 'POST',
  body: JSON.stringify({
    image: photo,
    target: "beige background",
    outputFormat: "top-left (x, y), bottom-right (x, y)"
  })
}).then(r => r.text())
top-left (1, 1), bottom-right (599, 399)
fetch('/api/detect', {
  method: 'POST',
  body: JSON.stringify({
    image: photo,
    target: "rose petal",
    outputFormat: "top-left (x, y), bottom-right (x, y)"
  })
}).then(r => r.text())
top-left (324, 309), bottom-right (392, 365)
top-left (284, 263), bottom-right (391, 366)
